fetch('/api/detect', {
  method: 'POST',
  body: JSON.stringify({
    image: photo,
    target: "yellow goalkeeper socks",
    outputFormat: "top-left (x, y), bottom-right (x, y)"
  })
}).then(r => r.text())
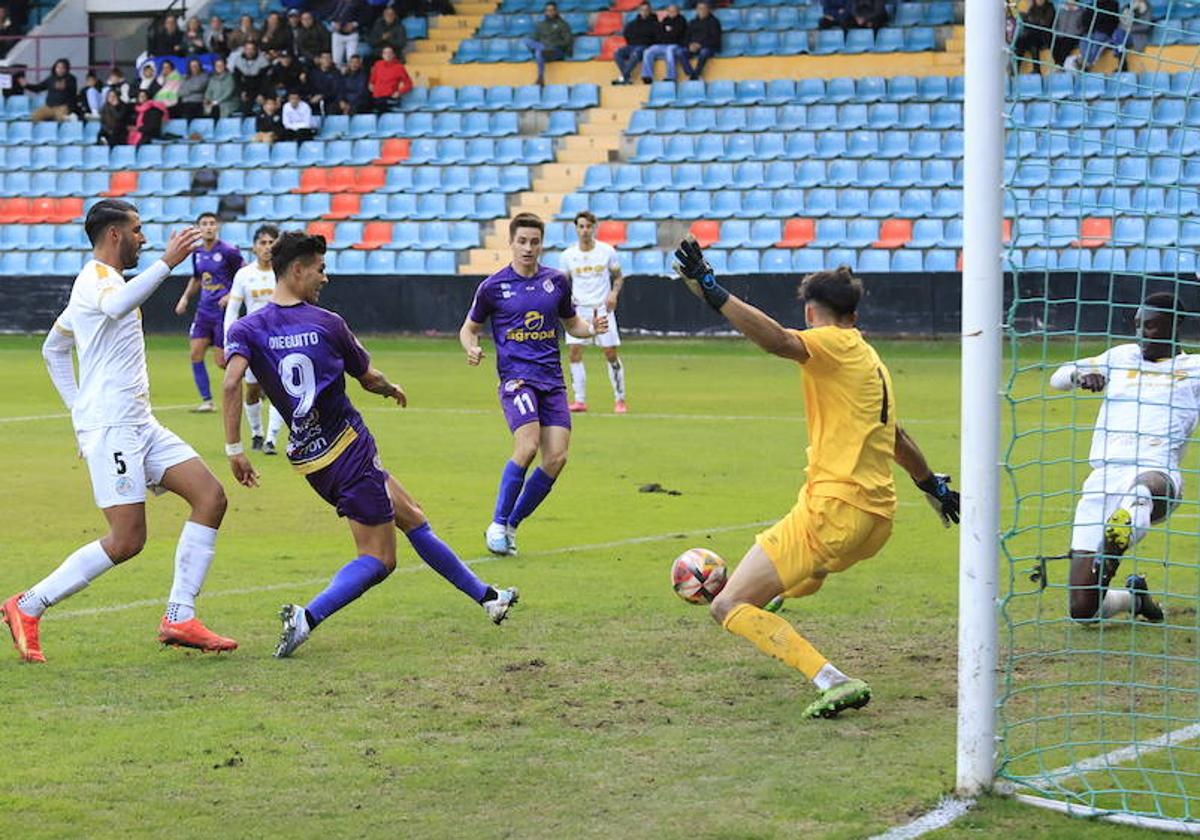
top-left (722, 603), bottom-right (829, 680)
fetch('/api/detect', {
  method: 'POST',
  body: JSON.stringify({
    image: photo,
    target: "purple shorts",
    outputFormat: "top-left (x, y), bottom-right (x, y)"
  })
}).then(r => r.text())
top-left (304, 432), bottom-right (396, 526)
top-left (190, 310), bottom-right (224, 347)
top-left (498, 379), bottom-right (572, 433)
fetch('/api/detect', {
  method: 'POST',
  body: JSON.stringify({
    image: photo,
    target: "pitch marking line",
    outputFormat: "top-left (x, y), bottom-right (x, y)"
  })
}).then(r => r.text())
top-left (870, 796), bottom-right (976, 840)
top-left (45, 518), bottom-right (776, 621)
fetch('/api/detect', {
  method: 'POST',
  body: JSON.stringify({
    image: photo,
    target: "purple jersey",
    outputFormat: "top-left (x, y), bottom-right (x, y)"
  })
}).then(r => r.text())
top-left (468, 264), bottom-right (576, 387)
top-left (192, 240), bottom-right (244, 315)
top-left (225, 302), bottom-right (371, 474)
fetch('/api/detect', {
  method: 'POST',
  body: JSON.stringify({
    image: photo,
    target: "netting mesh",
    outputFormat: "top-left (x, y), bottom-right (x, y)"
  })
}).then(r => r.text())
top-left (998, 0), bottom-right (1200, 825)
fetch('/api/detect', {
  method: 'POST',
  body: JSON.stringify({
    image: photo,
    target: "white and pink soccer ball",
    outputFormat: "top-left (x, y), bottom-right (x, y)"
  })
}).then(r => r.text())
top-left (671, 548), bottom-right (728, 604)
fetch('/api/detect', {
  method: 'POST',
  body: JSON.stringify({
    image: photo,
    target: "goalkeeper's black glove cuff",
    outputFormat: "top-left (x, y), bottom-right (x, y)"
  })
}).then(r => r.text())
top-left (697, 273), bottom-right (730, 312)
top-left (915, 474), bottom-right (941, 496)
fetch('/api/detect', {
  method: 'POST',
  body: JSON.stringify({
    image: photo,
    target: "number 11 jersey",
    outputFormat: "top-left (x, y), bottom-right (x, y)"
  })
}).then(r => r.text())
top-left (225, 302), bottom-right (371, 473)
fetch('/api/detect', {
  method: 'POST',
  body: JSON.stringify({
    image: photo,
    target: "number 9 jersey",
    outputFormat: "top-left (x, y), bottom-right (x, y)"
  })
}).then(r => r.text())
top-left (225, 302), bottom-right (371, 474)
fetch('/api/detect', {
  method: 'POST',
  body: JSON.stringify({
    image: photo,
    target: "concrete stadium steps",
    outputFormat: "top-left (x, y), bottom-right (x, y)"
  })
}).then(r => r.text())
top-left (406, 0), bottom-right (498, 84)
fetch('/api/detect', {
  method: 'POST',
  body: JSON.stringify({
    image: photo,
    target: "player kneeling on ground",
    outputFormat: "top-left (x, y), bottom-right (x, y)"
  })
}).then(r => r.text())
top-left (1049, 293), bottom-right (1188, 624)
top-left (222, 232), bottom-right (519, 658)
top-left (672, 238), bottom-right (959, 719)
top-left (3, 200), bottom-right (237, 663)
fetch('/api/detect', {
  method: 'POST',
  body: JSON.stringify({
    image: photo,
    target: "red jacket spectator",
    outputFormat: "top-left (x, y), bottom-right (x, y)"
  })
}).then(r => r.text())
top-left (368, 47), bottom-right (413, 99)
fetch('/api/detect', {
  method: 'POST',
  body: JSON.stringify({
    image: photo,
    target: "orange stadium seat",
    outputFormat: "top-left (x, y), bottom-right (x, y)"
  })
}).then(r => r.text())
top-left (777, 218), bottom-right (815, 248)
top-left (307, 221), bottom-right (336, 242)
top-left (600, 36), bottom-right (626, 61)
top-left (353, 222), bottom-right (395, 250)
top-left (102, 171), bottom-right (138, 197)
top-left (296, 167), bottom-right (330, 194)
top-left (1072, 217), bottom-right (1112, 249)
top-left (592, 11), bottom-right (623, 35)
top-left (613, 0), bottom-right (640, 10)
top-left (873, 219), bottom-right (913, 249)
top-left (323, 193), bottom-right (362, 220)
top-left (689, 220), bottom-right (720, 248)
top-left (375, 138), bottom-right (411, 165)
top-left (350, 166), bottom-right (386, 193)
top-left (326, 167), bottom-right (358, 193)
top-left (596, 220), bottom-right (627, 247)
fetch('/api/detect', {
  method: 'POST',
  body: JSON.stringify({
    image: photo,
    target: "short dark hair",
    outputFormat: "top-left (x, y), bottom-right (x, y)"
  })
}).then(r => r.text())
top-left (509, 212), bottom-right (544, 240)
top-left (574, 210), bottom-right (597, 226)
top-left (196, 211), bottom-right (219, 224)
top-left (798, 265), bottom-right (863, 317)
top-left (253, 224), bottom-right (280, 242)
top-left (84, 199), bottom-right (136, 245)
top-left (1143, 291), bottom-right (1185, 317)
top-left (272, 231), bottom-right (327, 276)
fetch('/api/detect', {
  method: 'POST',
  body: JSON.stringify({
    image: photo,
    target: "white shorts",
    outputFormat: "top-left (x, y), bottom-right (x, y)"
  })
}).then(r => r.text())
top-left (1070, 465), bottom-right (1181, 552)
top-left (565, 304), bottom-right (621, 348)
top-left (79, 421), bottom-right (199, 509)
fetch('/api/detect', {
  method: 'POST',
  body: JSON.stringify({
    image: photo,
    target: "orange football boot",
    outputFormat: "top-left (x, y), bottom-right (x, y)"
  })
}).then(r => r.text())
top-left (2, 593), bottom-right (46, 663)
top-left (157, 617), bottom-right (238, 652)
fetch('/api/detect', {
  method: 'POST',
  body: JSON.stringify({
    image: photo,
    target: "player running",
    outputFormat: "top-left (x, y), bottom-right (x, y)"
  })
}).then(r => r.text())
top-left (3, 199), bottom-right (237, 663)
top-left (223, 224), bottom-right (286, 455)
top-left (459, 213), bottom-right (608, 557)
top-left (175, 212), bottom-right (244, 413)
top-left (222, 232), bottom-right (519, 658)
top-left (560, 210), bottom-right (628, 414)
top-left (671, 239), bottom-right (959, 719)
top-left (1049, 292), bottom-right (1187, 625)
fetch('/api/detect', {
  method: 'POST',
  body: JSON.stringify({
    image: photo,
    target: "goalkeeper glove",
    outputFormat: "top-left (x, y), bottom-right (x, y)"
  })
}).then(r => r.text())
top-left (673, 236), bottom-right (730, 312)
top-left (915, 473), bottom-right (960, 528)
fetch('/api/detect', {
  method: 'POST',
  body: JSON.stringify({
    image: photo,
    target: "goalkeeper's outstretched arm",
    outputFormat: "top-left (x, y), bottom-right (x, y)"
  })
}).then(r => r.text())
top-left (895, 425), bottom-right (960, 527)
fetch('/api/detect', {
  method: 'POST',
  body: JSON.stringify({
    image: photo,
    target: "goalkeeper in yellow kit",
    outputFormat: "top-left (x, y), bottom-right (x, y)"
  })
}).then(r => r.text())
top-left (673, 238), bottom-right (960, 719)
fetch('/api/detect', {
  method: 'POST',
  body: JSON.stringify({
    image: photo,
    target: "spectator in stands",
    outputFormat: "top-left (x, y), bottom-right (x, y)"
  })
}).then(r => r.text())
top-left (206, 15), bottom-right (229, 56)
top-left (368, 5), bottom-right (408, 58)
top-left (149, 15), bottom-right (186, 59)
top-left (260, 12), bottom-right (292, 57)
top-left (204, 56), bottom-right (239, 117)
top-left (231, 40), bottom-right (271, 110)
top-left (0, 6), bottom-right (15, 61)
top-left (137, 61), bottom-right (160, 98)
top-left (850, 0), bottom-right (889, 30)
top-left (153, 61), bottom-right (183, 111)
top-left (340, 52), bottom-right (370, 114)
top-left (183, 17), bottom-right (207, 55)
top-left (177, 58), bottom-right (209, 119)
top-left (98, 88), bottom-right (131, 146)
top-left (268, 50), bottom-right (305, 96)
top-left (254, 95), bottom-right (282, 142)
top-left (227, 14), bottom-right (260, 53)
top-left (1012, 0), bottom-right (1055, 72)
top-left (129, 88), bottom-right (169, 145)
top-left (286, 8), bottom-right (302, 49)
top-left (612, 2), bottom-right (660, 86)
top-left (1, 68), bottom-right (26, 98)
top-left (1074, 0), bottom-right (1124, 69)
top-left (641, 4), bottom-right (687, 83)
top-left (105, 66), bottom-right (131, 103)
top-left (524, 2), bottom-right (572, 87)
top-left (306, 51), bottom-right (343, 115)
top-left (79, 72), bottom-right (104, 120)
top-left (818, 0), bottom-right (853, 31)
top-left (296, 10), bottom-right (331, 63)
top-left (281, 89), bottom-right (317, 141)
top-left (369, 44), bottom-right (413, 109)
top-left (676, 0), bottom-right (720, 81)
top-left (328, 0), bottom-right (363, 66)
top-left (1121, 0), bottom-right (1153, 52)
top-left (28, 58), bottom-right (77, 122)
top-left (1052, 0), bottom-right (1092, 66)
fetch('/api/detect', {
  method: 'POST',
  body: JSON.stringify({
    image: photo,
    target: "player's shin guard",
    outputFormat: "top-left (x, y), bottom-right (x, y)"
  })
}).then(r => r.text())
top-left (244, 400), bottom-right (263, 438)
top-left (507, 467), bottom-right (556, 529)
top-left (19, 541), bottom-right (115, 617)
top-left (192, 360), bottom-right (212, 401)
top-left (267, 404), bottom-right (285, 444)
top-left (1116, 484), bottom-right (1155, 548)
top-left (607, 358), bottom-right (625, 401)
top-left (305, 555), bottom-right (390, 628)
top-left (167, 521), bottom-right (218, 623)
top-left (722, 603), bottom-right (829, 681)
top-left (406, 522), bottom-right (488, 602)
top-left (570, 361), bottom-right (586, 403)
top-left (492, 460), bottom-right (527, 526)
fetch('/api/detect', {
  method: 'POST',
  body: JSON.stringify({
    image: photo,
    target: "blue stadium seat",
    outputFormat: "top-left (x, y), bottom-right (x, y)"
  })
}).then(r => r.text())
top-left (680, 190), bottom-right (713, 218)
top-left (762, 161), bottom-right (794, 189)
top-left (393, 249), bottom-right (425, 273)
top-left (0, 252), bottom-right (29, 275)
top-left (826, 80), bottom-right (857, 106)
top-left (426, 252), bottom-right (457, 274)
top-left (646, 191), bottom-right (681, 220)
top-left (923, 250), bottom-right (957, 272)
top-left (624, 221), bottom-right (656, 249)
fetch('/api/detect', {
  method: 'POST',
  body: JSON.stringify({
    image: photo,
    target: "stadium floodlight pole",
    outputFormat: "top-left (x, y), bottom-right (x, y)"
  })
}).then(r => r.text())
top-left (956, 0), bottom-right (1004, 797)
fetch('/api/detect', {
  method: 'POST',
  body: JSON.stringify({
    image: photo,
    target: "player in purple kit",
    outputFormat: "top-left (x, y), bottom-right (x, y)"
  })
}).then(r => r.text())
top-left (459, 212), bottom-right (608, 556)
top-left (222, 232), bottom-right (519, 658)
top-left (175, 212), bottom-right (244, 413)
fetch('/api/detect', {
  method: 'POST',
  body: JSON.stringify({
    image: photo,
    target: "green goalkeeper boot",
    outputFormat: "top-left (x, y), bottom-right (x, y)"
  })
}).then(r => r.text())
top-left (802, 678), bottom-right (872, 720)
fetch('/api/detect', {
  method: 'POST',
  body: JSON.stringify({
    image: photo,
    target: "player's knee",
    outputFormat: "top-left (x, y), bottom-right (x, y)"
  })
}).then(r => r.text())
top-left (394, 500), bottom-right (426, 533)
top-left (541, 448), bottom-right (568, 475)
top-left (512, 443), bottom-right (538, 466)
top-left (1068, 590), bottom-right (1099, 622)
top-left (106, 529), bottom-right (146, 563)
top-left (195, 481), bottom-right (228, 523)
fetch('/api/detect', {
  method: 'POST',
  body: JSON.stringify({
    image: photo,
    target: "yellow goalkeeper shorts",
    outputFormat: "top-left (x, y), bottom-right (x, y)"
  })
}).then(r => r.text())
top-left (755, 493), bottom-right (893, 590)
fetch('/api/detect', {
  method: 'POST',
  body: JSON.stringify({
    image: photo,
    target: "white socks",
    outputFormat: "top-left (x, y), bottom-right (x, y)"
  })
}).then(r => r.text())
top-left (1118, 485), bottom-right (1154, 548)
top-left (813, 662), bottom-right (850, 691)
top-left (18, 541), bottom-right (115, 617)
top-left (245, 400), bottom-right (263, 437)
top-left (607, 358), bottom-right (625, 401)
top-left (570, 361), bottom-right (586, 403)
top-left (267, 404), bottom-right (285, 444)
top-left (166, 521), bottom-right (218, 623)
top-left (1101, 588), bottom-right (1134, 618)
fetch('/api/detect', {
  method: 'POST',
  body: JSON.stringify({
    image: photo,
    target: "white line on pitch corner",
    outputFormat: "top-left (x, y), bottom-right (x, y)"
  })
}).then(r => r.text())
top-left (869, 797), bottom-right (976, 840)
top-left (44, 518), bottom-right (776, 622)
top-left (0, 404), bottom-right (193, 424)
top-left (1018, 722), bottom-right (1200, 789)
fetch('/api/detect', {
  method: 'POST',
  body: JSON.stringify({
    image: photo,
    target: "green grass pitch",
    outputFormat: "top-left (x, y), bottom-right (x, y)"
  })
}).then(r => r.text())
top-left (0, 333), bottom-right (1165, 838)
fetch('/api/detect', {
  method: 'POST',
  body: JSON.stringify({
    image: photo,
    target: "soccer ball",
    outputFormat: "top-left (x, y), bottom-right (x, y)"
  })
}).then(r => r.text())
top-left (671, 548), bottom-right (728, 604)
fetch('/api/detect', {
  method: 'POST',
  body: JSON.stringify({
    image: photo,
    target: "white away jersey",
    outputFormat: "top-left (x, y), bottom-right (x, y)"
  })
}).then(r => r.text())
top-left (1077, 343), bottom-right (1200, 471)
top-left (57, 259), bottom-right (154, 431)
top-left (560, 241), bottom-right (620, 306)
top-left (224, 262), bottom-right (276, 340)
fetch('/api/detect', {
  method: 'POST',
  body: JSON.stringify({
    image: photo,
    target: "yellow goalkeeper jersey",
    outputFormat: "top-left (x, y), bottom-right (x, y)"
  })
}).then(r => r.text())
top-left (792, 325), bottom-right (897, 518)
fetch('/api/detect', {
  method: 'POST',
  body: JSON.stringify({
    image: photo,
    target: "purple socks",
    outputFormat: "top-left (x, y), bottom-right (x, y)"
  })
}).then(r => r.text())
top-left (305, 555), bottom-right (390, 628)
top-left (407, 522), bottom-right (488, 603)
top-left (508, 467), bottom-right (556, 530)
top-left (492, 460), bottom-right (527, 526)
top-left (192, 360), bottom-right (212, 401)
